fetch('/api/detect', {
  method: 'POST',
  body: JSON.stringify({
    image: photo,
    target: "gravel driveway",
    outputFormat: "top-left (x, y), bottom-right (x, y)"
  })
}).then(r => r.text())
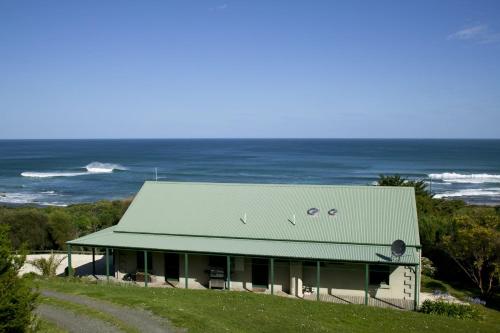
top-left (38, 289), bottom-right (180, 333)
top-left (36, 304), bottom-right (122, 333)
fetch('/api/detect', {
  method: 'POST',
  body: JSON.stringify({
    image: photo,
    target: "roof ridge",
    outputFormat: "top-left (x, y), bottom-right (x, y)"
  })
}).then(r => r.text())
top-left (144, 180), bottom-right (414, 190)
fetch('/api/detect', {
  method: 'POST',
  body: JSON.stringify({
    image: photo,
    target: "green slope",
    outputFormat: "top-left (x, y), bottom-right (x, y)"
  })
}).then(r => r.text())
top-left (35, 278), bottom-right (500, 333)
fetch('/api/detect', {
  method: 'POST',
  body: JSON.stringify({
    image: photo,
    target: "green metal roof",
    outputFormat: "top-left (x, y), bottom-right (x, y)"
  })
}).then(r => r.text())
top-left (69, 181), bottom-right (420, 264)
top-left (69, 226), bottom-right (419, 265)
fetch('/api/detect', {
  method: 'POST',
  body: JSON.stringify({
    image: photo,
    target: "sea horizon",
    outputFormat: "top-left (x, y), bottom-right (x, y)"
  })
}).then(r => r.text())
top-left (2, 138), bottom-right (500, 140)
top-left (1, 138), bottom-right (499, 207)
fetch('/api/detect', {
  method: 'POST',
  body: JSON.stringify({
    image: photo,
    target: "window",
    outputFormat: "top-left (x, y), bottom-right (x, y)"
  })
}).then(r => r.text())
top-left (137, 251), bottom-right (153, 273)
top-left (209, 255), bottom-right (226, 269)
top-left (369, 264), bottom-right (390, 286)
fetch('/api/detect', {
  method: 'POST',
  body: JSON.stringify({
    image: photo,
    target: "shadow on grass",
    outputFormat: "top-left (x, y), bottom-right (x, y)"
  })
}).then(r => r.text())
top-left (424, 280), bottom-right (449, 292)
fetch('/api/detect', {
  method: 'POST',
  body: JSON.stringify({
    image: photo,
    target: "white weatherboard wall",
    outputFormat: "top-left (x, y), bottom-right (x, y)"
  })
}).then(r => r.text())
top-left (152, 252), bottom-right (165, 283)
top-left (116, 250), bottom-right (135, 280)
top-left (180, 254), bottom-right (209, 288)
top-left (290, 261), bottom-right (303, 297)
top-left (273, 260), bottom-right (291, 294)
top-left (228, 257), bottom-right (252, 291)
top-left (113, 250), bottom-right (416, 309)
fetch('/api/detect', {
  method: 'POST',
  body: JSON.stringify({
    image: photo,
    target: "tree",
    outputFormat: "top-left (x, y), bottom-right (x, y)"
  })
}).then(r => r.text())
top-left (377, 174), bottom-right (431, 197)
top-left (442, 208), bottom-right (500, 297)
top-left (0, 225), bottom-right (38, 332)
top-left (0, 208), bottom-right (52, 250)
top-left (48, 210), bottom-right (76, 250)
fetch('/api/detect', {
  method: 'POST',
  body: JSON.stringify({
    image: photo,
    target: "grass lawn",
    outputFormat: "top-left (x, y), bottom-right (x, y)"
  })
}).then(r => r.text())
top-left (35, 319), bottom-right (67, 333)
top-left (37, 278), bottom-right (500, 333)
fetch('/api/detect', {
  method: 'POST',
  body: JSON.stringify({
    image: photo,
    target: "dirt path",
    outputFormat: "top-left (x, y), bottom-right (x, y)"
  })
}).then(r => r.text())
top-left (40, 289), bottom-right (178, 333)
top-left (36, 304), bottom-right (122, 333)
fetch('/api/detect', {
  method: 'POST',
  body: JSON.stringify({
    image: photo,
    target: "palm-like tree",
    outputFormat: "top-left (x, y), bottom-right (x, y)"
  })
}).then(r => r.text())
top-left (377, 174), bottom-right (431, 197)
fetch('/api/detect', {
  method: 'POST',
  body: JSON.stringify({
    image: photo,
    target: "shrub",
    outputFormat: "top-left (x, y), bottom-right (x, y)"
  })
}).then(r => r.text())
top-left (420, 300), bottom-right (478, 319)
top-left (421, 257), bottom-right (436, 277)
top-left (465, 296), bottom-right (486, 306)
top-left (0, 225), bottom-right (38, 332)
top-left (48, 211), bottom-right (77, 250)
top-left (0, 208), bottom-right (52, 250)
top-left (29, 253), bottom-right (66, 277)
top-left (0, 199), bottom-right (131, 252)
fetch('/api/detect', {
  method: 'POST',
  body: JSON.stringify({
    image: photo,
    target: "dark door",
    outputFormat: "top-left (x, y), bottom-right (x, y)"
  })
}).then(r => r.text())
top-left (164, 253), bottom-right (179, 281)
top-left (252, 258), bottom-right (269, 288)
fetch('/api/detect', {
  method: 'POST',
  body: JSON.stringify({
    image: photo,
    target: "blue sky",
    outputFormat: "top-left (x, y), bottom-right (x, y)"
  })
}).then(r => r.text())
top-left (1, 0), bottom-right (499, 139)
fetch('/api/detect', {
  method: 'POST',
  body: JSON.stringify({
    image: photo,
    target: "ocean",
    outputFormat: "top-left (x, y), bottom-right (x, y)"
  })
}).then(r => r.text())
top-left (0, 139), bottom-right (499, 206)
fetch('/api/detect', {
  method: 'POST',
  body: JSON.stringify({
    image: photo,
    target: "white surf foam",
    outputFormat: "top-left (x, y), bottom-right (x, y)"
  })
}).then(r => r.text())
top-left (85, 162), bottom-right (126, 173)
top-left (0, 192), bottom-right (40, 204)
top-left (0, 192), bottom-right (67, 206)
top-left (38, 202), bottom-right (68, 207)
top-left (434, 188), bottom-right (500, 199)
top-left (40, 190), bottom-right (56, 194)
top-left (21, 162), bottom-right (126, 178)
top-left (429, 172), bottom-right (500, 184)
top-left (21, 171), bottom-right (88, 178)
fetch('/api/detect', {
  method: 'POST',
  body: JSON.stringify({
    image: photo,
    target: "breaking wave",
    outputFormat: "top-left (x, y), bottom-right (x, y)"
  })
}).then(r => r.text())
top-left (0, 192), bottom-right (67, 206)
top-left (85, 162), bottom-right (126, 173)
top-left (21, 162), bottom-right (126, 178)
top-left (21, 171), bottom-right (88, 178)
top-left (40, 190), bottom-right (56, 194)
top-left (434, 188), bottom-right (500, 199)
top-left (429, 172), bottom-right (500, 184)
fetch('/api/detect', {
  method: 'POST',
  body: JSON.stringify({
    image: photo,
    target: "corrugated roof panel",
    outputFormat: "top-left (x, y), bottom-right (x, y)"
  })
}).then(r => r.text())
top-left (113, 181), bottom-right (420, 246)
top-left (69, 226), bottom-right (420, 265)
top-left (68, 181), bottom-right (420, 263)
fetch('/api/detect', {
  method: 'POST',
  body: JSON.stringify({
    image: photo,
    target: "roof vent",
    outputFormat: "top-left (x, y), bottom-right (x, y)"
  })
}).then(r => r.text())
top-left (307, 208), bottom-right (319, 216)
top-left (328, 208), bottom-right (337, 217)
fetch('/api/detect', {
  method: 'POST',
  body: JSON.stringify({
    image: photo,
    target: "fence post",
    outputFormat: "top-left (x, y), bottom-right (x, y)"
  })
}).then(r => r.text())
top-left (365, 264), bottom-right (369, 305)
top-left (270, 258), bottom-right (274, 295)
top-left (414, 264), bottom-right (419, 310)
top-left (227, 256), bottom-right (231, 290)
top-left (316, 261), bottom-right (320, 301)
top-left (144, 250), bottom-right (148, 287)
top-left (92, 248), bottom-right (96, 276)
top-left (67, 244), bottom-right (72, 276)
top-left (184, 253), bottom-right (189, 289)
top-left (105, 248), bottom-right (110, 283)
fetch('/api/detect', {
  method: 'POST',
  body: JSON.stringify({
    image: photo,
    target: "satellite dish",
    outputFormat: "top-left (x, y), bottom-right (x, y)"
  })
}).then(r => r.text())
top-left (391, 240), bottom-right (406, 257)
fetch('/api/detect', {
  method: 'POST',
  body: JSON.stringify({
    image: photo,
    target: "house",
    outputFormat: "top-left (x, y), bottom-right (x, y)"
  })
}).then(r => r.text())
top-left (67, 181), bottom-right (421, 310)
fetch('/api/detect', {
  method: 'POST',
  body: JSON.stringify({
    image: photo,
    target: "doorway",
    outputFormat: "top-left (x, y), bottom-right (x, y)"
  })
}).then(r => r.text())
top-left (164, 253), bottom-right (179, 281)
top-left (252, 258), bottom-right (269, 288)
